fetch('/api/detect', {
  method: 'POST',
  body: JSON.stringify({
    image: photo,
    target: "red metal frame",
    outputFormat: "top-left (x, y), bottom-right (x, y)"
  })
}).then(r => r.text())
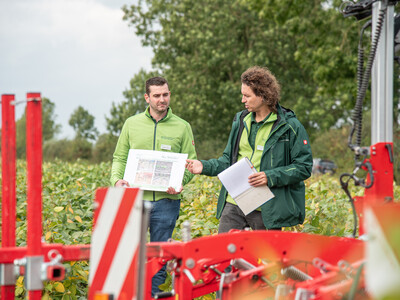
top-left (144, 231), bottom-right (364, 299)
top-left (0, 244), bottom-right (90, 264)
top-left (0, 93), bottom-right (91, 299)
top-left (1, 94), bottom-right (16, 299)
top-left (26, 92), bottom-right (43, 300)
top-left (354, 142), bottom-right (394, 235)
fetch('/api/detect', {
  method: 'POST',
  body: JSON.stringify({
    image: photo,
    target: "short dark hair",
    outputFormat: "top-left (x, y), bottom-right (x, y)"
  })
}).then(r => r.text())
top-left (145, 77), bottom-right (169, 95)
top-left (241, 66), bottom-right (281, 113)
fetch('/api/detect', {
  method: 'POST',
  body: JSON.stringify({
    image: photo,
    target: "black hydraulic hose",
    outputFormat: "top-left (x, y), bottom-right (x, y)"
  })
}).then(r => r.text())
top-left (348, 10), bottom-right (385, 153)
top-left (357, 20), bottom-right (371, 94)
top-left (340, 173), bottom-right (358, 238)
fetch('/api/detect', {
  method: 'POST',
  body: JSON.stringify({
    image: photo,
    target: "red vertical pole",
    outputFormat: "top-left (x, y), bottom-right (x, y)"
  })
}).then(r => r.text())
top-left (26, 92), bottom-right (43, 300)
top-left (1, 94), bottom-right (16, 299)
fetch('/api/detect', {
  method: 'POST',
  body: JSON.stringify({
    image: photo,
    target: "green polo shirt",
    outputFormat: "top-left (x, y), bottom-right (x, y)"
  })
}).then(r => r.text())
top-left (249, 112), bottom-right (272, 150)
top-left (226, 112), bottom-right (277, 207)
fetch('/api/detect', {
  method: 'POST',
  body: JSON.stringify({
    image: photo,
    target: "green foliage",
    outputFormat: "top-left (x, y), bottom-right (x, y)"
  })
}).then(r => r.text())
top-left (176, 173), bottom-right (366, 239)
top-left (175, 175), bottom-right (221, 239)
top-left (42, 98), bottom-right (62, 141)
top-left (311, 111), bottom-right (400, 184)
top-left (300, 175), bottom-right (355, 236)
top-left (70, 138), bottom-right (93, 161)
top-left (106, 70), bottom-right (157, 136)
top-left (16, 98), bottom-right (61, 159)
top-left (311, 125), bottom-right (355, 173)
top-left (119, 0), bottom-right (361, 158)
top-left (2, 159), bottom-right (111, 299)
top-left (92, 133), bottom-right (119, 163)
top-left (1, 159), bottom-right (399, 299)
top-left (43, 139), bottom-right (74, 161)
top-left (43, 139), bottom-right (93, 162)
top-left (69, 106), bottom-right (99, 141)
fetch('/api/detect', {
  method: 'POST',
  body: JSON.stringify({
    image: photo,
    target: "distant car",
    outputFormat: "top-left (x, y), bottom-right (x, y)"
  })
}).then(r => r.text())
top-left (312, 158), bottom-right (338, 175)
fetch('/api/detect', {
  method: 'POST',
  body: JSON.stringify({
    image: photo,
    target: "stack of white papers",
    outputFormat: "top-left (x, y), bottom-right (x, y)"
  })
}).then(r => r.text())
top-left (217, 157), bottom-right (274, 215)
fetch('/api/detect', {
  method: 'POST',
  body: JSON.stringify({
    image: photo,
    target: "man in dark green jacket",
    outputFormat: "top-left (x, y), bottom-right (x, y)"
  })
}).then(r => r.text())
top-left (186, 66), bottom-right (312, 232)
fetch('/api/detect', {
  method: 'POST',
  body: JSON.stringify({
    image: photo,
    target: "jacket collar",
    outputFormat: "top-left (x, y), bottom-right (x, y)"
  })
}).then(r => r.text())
top-left (145, 106), bottom-right (172, 122)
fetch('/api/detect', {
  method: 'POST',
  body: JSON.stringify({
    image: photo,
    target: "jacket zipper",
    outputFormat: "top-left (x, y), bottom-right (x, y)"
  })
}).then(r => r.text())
top-left (152, 121), bottom-right (157, 201)
top-left (264, 122), bottom-right (286, 166)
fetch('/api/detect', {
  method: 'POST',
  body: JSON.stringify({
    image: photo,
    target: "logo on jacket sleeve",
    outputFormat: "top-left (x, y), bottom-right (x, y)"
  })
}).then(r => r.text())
top-left (303, 140), bottom-right (308, 145)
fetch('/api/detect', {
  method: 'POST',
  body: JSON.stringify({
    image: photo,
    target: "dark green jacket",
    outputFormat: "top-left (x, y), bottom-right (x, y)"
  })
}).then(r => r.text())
top-left (201, 105), bottom-right (313, 229)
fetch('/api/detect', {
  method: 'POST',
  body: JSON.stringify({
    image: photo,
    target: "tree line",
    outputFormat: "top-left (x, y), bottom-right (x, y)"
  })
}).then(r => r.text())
top-left (2, 0), bottom-right (400, 180)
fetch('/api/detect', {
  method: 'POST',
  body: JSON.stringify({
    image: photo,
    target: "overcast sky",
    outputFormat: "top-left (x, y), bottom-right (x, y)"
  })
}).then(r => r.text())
top-left (0, 0), bottom-right (152, 139)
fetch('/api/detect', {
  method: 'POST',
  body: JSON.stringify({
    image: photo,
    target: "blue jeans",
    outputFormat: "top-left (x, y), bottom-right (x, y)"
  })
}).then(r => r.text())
top-left (147, 198), bottom-right (181, 297)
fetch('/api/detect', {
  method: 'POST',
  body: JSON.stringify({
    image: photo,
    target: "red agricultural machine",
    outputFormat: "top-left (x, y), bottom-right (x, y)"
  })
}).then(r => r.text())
top-left (1, 0), bottom-right (400, 299)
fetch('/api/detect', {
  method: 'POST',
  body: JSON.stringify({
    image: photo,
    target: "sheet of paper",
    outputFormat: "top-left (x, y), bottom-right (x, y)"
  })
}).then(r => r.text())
top-left (217, 157), bottom-right (254, 198)
top-left (217, 157), bottom-right (274, 215)
top-left (123, 149), bottom-right (188, 192)
top-left (235, 185), bottom-right (275, 215)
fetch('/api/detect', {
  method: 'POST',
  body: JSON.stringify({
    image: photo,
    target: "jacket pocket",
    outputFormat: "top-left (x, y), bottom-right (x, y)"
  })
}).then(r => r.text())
top-left (271, 134), bottom-right (290, 167)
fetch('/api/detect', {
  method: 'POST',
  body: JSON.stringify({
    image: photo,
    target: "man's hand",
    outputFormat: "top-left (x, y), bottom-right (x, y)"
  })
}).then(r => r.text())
top-left (186, 159), bottom-right (203, 174)
top-left (166, 186), bottom-right (183, 194)
top-left (115, 179), bottom-right (130, 187)
top-left (248, 172), bottom-right (268, 187)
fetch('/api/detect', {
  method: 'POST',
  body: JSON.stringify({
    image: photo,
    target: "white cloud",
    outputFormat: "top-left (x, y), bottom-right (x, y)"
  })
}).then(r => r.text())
top-left (0, 0), bottom-right (152, 138)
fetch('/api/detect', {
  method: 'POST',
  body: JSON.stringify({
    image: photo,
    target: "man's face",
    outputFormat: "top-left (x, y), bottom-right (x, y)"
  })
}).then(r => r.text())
top-left (145, 84), bottom-right (171, 115)
top-left (241, 84), bottom-right (264, 113)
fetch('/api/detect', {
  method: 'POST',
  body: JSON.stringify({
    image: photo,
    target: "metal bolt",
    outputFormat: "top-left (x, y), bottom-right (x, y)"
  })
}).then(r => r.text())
top-left (227, 243), bottom-right (237, 253)
top-left (185, 258), bottom-right (195, 269)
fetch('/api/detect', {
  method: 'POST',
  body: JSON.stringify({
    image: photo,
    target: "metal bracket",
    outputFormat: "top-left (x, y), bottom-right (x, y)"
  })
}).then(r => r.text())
top-left (0, 264), bottom-right (16, 286)
top-left (25, 256), bottom-right (44, 290)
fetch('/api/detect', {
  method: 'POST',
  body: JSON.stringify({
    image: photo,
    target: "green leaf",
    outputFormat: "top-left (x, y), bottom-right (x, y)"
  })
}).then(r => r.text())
top-left (54, 206), bottom-right (64, 212)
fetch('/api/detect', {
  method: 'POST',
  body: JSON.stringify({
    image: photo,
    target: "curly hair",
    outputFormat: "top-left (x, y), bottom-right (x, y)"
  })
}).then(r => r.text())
top-left (241, 66), bottom-right (281, 113)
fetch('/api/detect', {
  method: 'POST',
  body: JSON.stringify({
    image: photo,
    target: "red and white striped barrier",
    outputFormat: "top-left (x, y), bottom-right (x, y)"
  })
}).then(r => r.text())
top-left (89, 187), bottom-right (144, 300)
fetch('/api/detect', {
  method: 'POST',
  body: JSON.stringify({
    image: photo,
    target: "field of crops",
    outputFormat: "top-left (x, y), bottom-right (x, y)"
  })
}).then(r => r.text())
top-left (1, 159), bottom-right (399, 299)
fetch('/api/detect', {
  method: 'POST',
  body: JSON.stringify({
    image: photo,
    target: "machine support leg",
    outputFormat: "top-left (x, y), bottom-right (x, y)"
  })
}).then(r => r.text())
top-left (1, 94), bottom-right (16, 299)
top-left (26, 93), bottom-right (43, 299)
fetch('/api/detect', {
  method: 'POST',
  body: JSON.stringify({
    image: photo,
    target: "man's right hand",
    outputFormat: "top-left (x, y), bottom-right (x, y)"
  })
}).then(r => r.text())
top-left (185, 159), bottom-right (203, 174)
top-left (115, 179), bottom-right (130, 187)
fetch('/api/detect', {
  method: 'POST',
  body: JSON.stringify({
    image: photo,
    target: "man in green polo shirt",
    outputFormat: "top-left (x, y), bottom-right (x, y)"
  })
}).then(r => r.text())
top-left (186, 66), bottom-right (312, 232)
top-left (111, 76), bottom-right (197, 296)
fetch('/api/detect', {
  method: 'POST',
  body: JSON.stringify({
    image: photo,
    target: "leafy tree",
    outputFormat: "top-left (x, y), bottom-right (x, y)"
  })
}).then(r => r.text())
top-left (69, 106), bottom-right (99, 141)
top-left (43, 139), bottom-right (73, 161)
top-left (249, 0), bottom-right (360, 131)
top-left (106, 69), bottom-right (155, 136)
top-left (42, 97), bottom-right (61, 140)
top-left (16, 97), bottom-right (61, 159)
top-left (42, 138), bottom-right (93, 162)
top-left (71, 137), bottom-right (93, 160)
top-left (121, 0), bottom-right (361, 158)
top-left (92, 133), bottom-right (118, 163)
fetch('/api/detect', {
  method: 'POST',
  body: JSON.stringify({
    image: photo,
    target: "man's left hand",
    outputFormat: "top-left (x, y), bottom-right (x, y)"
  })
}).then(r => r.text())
top-left (166, 186), bottom-right (183, 194)
top-left (248, 172), bottom-right (268, 187)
